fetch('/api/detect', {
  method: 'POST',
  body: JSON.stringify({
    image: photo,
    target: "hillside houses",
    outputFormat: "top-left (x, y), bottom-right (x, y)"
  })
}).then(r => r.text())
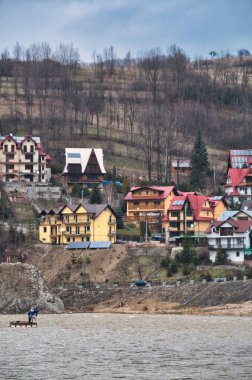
top-left (163, 194), bottom-right (227, 239)
top-left (225, 149), bottom-right (252, 204)
top-left (0, 135), bottom-right (51, 183)
top-left (39, 203), bottom-right (117, 245)
top-left (124, 185), bottom-right (179, 231)
top-left (62, 148), bottom-right (106, 190)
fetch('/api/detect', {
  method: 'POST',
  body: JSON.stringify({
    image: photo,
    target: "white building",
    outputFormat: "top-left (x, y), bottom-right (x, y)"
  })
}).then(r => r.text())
top-left (0, 135), bottom-right (51, 183)
top-left (206, 219), bottom-right (252, 263)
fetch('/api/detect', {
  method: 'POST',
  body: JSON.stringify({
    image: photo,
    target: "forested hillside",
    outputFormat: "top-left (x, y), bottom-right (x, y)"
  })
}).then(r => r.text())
top-left (0, 42), bottom-right (252, 188)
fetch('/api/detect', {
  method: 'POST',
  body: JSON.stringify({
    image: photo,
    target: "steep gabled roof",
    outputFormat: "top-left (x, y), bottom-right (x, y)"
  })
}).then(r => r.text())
top-left (187, 194), bottom-right (212, 221)
top-left (63, 148), bottom-right (106, 174)
top-left (225, 168), bottom-right (252, 191)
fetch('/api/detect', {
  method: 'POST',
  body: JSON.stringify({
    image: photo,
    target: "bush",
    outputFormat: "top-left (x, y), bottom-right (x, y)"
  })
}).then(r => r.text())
top-left (161, 255), bottom-right (171, 269)
top-left (171, 261), bottom-right (178, 274)
top-left (85, 256), bottom-right (91, 265)
top-left (51, 163), bottom-right (64, 174)
top-left (182, 265), bottom-right (191, 276)
top-left (166, 266), bottom-right (172, 277)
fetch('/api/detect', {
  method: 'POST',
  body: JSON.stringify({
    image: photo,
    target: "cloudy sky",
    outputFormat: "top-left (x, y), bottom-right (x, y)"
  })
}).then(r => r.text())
top-left (0, 0), bottom-right (251, 62)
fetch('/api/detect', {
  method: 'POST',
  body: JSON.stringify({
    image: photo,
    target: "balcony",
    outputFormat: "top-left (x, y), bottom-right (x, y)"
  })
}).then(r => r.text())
top-left (108, 231), bottom-right (116, 236)
top-left (208, 244), bottom-right (245, 251)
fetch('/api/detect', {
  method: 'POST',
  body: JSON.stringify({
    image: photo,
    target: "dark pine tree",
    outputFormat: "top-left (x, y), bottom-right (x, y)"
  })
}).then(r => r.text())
top-left (89, 184), bottom-right (103, 204)
top-left (215, 241), bottom-right (228, 265)
top-left (190, 130), bottom-right (210, 191)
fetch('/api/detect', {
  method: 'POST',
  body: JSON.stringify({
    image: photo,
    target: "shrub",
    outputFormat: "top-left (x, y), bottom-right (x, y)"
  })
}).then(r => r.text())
top-left (182, 265), bottom-right (190, 276)
top-left (161, 255), bottom-right (171, 269)
top-left (171, 261), bottom-right (178, 274)
top-left (51, 163), bottom-right (64, 174)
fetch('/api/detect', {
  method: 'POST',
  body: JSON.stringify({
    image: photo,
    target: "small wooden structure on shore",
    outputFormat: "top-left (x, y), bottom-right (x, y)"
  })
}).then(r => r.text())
top-left (9, 321), bottom-right (37, 328)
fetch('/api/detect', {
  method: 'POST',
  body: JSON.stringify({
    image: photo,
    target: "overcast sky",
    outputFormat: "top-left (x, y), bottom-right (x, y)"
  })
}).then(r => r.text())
top-left (0, 0), bottom-right (251, 62)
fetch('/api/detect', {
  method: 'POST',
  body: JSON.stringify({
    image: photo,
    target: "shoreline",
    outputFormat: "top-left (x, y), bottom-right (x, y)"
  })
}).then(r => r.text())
top-left (65, 300), bottom-right (252, 317)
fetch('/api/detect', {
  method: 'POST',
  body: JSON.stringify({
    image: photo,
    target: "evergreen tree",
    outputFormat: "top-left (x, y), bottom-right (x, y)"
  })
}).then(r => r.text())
top-left (190, 130), bottom-right (210, 191)
top-left (89, 184), bottom-right (103, 204)
top-left (215, 241), bottom-right (228, 265)
top-left (179, 235), bottom-right (195, 264)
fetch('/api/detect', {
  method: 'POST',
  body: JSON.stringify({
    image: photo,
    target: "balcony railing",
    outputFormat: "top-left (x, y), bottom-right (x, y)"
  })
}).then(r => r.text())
top-left (208, 244), bottom-right (245, 250)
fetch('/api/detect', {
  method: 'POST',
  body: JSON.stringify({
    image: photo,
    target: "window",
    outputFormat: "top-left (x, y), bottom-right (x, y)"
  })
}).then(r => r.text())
top-left (25, 154), bottom-right (33, 161)
top-left (109, 215), bottom-right (112, 223)
top-left (87, 237), bottom-right (90, 241)
top-left (170, 222), bottom-right (180, 229)
top-left (6, 164), bottom-right (14, 171)
top-left (171, 211), bottom-right (180, 218)
top-left (220, 227), bottom-right (233, 236)
top-left (25, 165), bottom-right (32, 170)
top-left (87, 214), bottom-right (90, 222)
top-left (133, 201), bottom-right (139, 205)
top-left (74, 214), bottom-right (78, 222)
top-left (67, 238), bottom-right (70, 242)
top-left (146, 191), bottom-right (149, 195)
top-left (145, 201), bottom-right (149, 205)
top-left (154, 200), bottom-right (160, 205)
top-left (236, 252), bottom-right (240, 257)
top-left (43, 227), bottom-right (47, 233)
top-left (66, 226), bottom-right (72, 233)
top-left (11, 145), bottom-right (15, 152)
top-left (65, 215), bottom-right (69, 222)
top-left (85, 226), bottom-right (90, 233)
top-left (4, 145), bottom-right (8, 152)
top-left (23, 145), bottom-right (27, 152)
top-left (30, 145), bottom-right (34, 152)
top-left (76, 226), bottom-right (80, 234)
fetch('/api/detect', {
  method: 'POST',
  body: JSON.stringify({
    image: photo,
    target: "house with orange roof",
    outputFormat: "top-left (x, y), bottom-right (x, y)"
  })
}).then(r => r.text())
top-left (124, 185), bottom-right (178, 232)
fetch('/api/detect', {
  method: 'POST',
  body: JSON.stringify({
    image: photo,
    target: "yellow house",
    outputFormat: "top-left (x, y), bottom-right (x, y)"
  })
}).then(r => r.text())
top-left (39, 203), bottom-right (117, 244)
top-left (164, 194), bottom-right (227, 238)
top-left (124, 185), bottom-right (178, 232)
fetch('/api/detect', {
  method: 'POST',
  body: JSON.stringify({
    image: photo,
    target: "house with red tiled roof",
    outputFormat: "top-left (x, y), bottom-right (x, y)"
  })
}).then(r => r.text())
top-left (0, 134), bottom-right (51, 183)
top-left (228, 149), bottom-right (252, 169)
top-left (124, 185), bottom-right (178, 232)
top-left (225, 168), bottom-right (252, 203)
top-left (164, 194), bottom-right (227, 240)
top-left (206, 218), bottom-right (252, 263)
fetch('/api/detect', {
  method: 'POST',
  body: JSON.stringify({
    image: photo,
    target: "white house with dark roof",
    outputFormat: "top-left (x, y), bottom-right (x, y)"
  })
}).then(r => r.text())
top-left (62, 148), bottom-right (106, 189)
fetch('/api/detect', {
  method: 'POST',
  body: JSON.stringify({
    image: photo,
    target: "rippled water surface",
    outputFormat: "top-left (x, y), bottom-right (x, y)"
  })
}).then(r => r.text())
top-left (0, 313), bottom-right (251, 379)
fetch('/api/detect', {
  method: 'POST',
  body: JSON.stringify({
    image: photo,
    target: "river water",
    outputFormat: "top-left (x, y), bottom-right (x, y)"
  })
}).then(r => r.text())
top-left (0, 313), bottom-right (251, 380)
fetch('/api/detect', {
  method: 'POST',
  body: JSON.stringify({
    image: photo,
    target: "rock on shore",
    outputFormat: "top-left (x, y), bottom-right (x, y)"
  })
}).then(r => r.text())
top-left (0, 263), bottom-right (64, 314)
